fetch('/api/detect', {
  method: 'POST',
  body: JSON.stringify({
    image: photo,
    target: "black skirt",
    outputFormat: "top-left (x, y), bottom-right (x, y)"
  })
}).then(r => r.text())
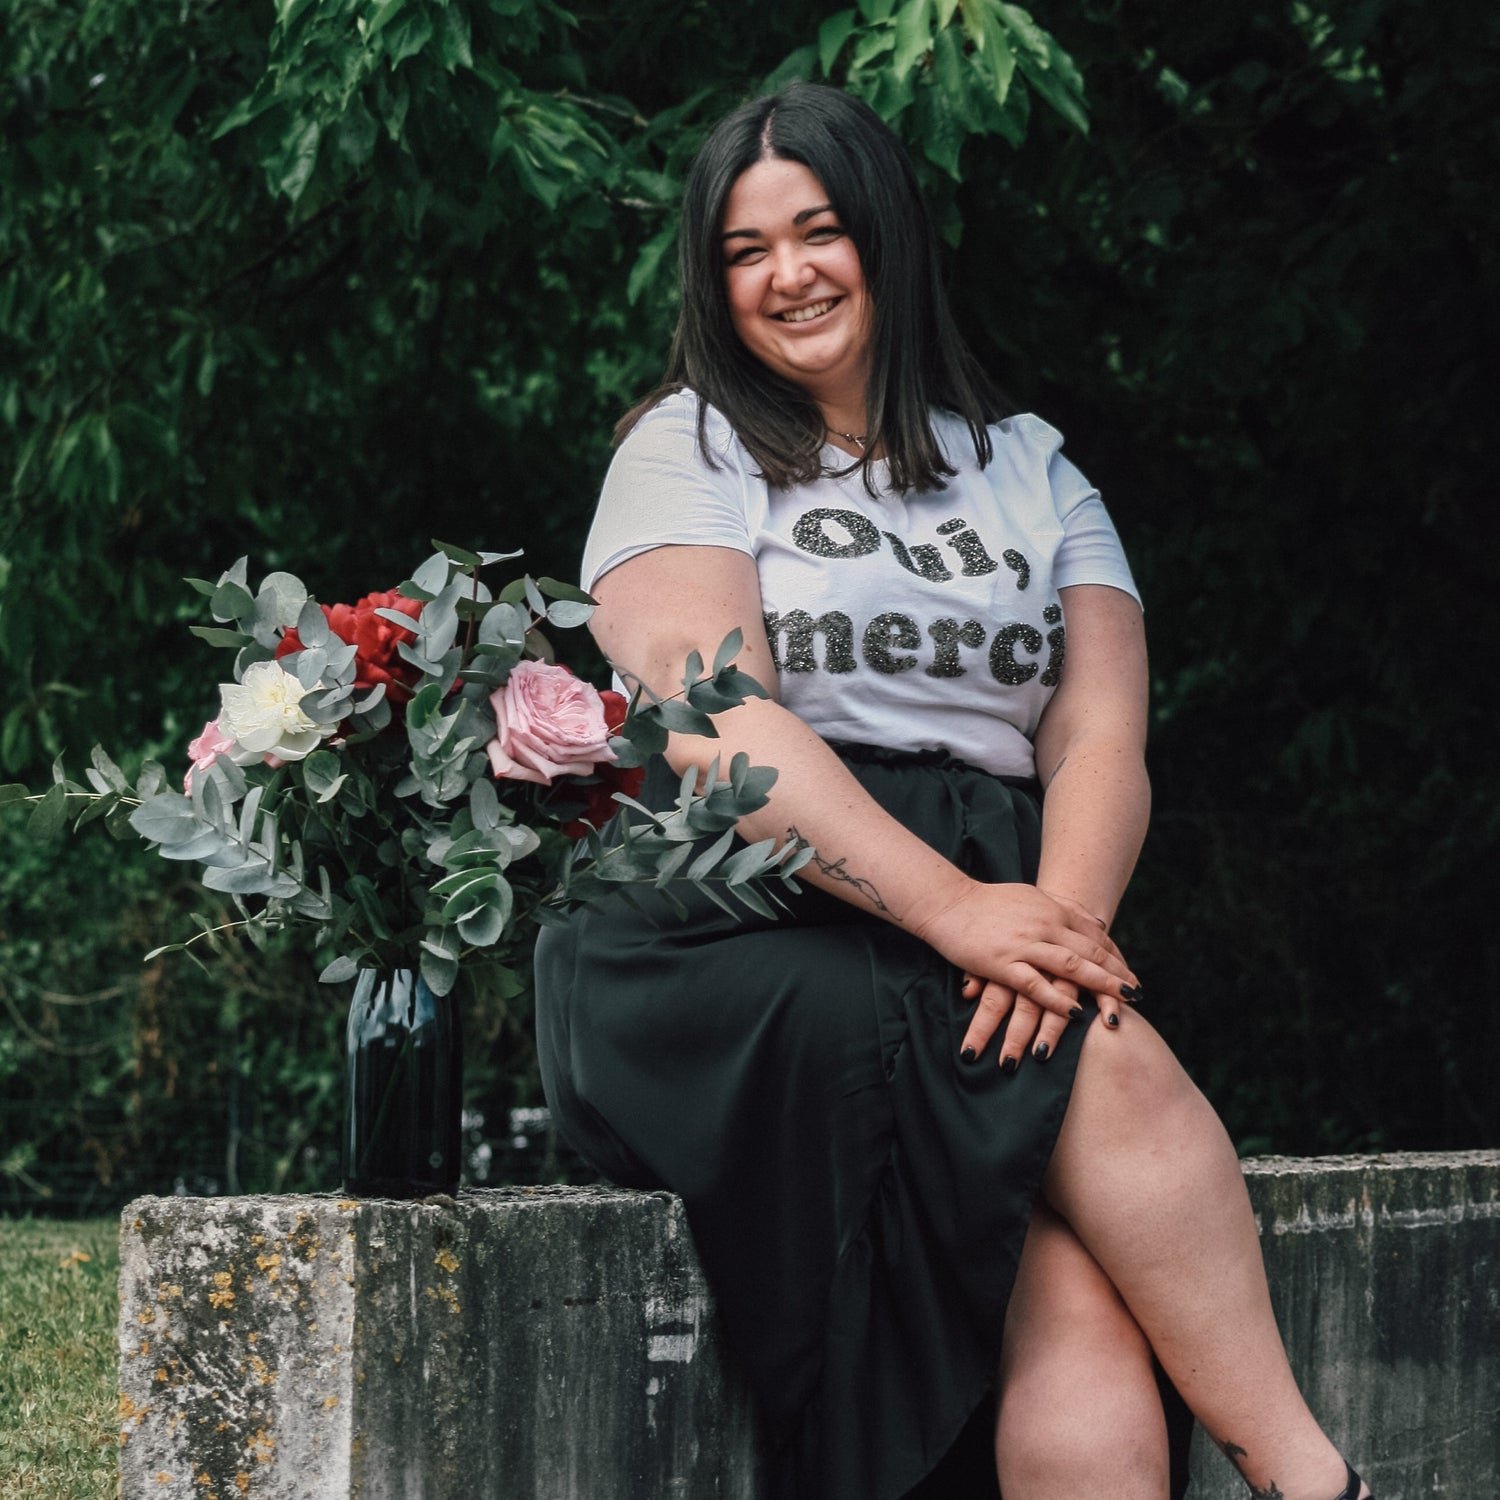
top-left (535, 745), bottom-right (1191, 1499)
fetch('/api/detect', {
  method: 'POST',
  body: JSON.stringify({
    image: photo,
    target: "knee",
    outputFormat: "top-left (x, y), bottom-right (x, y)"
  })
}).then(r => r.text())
top-left (1074, 1008), bottom-right (1212, 1135)
top-left (997, 1332), bottom-right (1170, 1496)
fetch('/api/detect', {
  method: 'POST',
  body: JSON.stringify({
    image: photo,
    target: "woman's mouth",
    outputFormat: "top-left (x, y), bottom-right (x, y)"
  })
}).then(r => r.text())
top-left (776, 297), bottom-right (841, 324)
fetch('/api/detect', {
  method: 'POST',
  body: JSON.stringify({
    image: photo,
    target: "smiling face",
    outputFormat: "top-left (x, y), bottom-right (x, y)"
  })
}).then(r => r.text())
top-left (720, 157), bottom-right (873, 415)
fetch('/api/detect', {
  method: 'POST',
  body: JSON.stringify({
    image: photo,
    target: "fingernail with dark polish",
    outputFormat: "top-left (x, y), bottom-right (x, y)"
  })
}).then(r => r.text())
top-left (1001, 1056), bottom-right (1018, 1077)
top-left (1120, 984), bottom-right (1139, 1000)
top-left (1033, 1042), bottom-right (1050, 1062)
top-left (1105, 1013), bottom-right (1120, 1028)
top-left (960, 1046), bottom-right (977, 1064)
top-left (1068, 1006), bottom-right (1085, 1020)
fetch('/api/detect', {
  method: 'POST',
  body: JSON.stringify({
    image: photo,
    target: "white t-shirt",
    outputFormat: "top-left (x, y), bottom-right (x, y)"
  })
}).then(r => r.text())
top-left (582, 390), bottom-right (1139, 779)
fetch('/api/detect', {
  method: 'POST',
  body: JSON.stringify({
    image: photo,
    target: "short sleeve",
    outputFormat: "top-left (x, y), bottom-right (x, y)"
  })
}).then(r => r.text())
top-left (580, 392), bottom-right (756, 592)
top-left (1010, 414), bottom-right (1141, 606)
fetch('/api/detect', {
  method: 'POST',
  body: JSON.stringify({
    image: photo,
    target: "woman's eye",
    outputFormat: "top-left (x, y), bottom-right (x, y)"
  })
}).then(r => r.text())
top-left (808, 226), bottom-right (843, 242)
top-left (727, 247), bottom-right (766, 266)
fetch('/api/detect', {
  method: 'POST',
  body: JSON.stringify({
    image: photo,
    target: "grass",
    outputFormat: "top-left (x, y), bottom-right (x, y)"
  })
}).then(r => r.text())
top-left (0, 1217), bottom-right (120, 1500)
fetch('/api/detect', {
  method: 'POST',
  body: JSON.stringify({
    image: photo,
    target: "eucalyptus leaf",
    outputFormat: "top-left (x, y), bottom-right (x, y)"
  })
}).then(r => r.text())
top-left (545, 599), bottom-right (594, 629)
top-left (294, 598), bottom-right (332, 648)
top-left (130, 792), bottom-right (205, 845)
top-left (190, 625), bottom-right (253, 649)
top-left (412, 551), bottom-right (452, 596)
top-left (28, 783), bottom-right (68, 840)
top-left (318, 955), bottom-right (360, 985)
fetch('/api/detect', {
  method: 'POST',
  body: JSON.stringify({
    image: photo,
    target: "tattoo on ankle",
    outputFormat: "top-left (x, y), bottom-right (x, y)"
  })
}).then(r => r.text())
top-left (1249, 1485), bottom-right (1285, 1500)
top-left (1217, 1438), bottom-right (1249, 1470)
top-left (785, 826), bottom-right (889, 913)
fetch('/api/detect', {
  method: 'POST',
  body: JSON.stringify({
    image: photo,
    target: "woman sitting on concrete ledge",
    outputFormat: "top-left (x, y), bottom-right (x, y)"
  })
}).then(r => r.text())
top-left (535, 81), bottom-right (1374, 1500)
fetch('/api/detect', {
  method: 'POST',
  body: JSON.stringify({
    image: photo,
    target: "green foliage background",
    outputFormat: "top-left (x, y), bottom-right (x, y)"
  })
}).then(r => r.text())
top-left (3, 0), bottom-right (1496, 1211)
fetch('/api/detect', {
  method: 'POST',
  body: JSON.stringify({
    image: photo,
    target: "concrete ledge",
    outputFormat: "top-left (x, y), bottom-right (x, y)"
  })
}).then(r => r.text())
top-left (118, 1152), bottom-right (1500, 1499)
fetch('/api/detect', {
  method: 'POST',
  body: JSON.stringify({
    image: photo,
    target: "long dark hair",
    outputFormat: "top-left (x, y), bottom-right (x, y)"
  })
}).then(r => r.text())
top-left (618, 82), bottom-right (1008, 495)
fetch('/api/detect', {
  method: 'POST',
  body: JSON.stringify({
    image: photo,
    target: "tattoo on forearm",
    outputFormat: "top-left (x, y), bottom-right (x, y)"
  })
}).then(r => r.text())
top-left (785, 826), bottom-right (890, 913)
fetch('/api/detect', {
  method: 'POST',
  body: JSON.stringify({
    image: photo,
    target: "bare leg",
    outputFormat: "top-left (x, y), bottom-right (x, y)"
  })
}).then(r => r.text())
top-left (997, 1199), bottom-right (1170, 1499)
top-left (1041, 1010), bottom-right (1370, 1500)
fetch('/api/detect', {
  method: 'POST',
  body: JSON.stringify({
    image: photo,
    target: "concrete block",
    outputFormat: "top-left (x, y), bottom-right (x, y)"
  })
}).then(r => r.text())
top-left (118, 1153), bottom-right (1499, 1499)
top-left (118, 1187), bottom-right (761, 1499)
top-left (1189, 1151), bottom-right (1500, 1499)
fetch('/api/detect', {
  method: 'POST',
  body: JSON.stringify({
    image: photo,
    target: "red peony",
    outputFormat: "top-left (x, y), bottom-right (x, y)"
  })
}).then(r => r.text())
top-left (560, 688), bottom-right (644, 838)
top-left (277, 589), bottom-right (424, 707)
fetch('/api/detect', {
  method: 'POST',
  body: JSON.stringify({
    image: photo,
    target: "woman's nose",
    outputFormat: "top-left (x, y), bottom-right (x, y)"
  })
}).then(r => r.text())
top-left (768, 243), bottom-right (815, 295)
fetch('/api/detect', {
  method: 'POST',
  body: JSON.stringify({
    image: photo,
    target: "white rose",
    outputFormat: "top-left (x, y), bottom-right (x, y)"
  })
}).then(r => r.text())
top-left (218, 660), bottom-right (336, 763)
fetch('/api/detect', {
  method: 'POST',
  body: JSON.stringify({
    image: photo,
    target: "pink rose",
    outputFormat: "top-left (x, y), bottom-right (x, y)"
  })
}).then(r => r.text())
top-left (183, 717), bottom-right (237, 790)
top-left (485, 661), bottom-right (618, 785)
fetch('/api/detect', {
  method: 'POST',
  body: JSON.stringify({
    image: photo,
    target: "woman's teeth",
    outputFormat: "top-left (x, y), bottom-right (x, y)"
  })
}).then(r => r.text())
top-left (780, 299), bottom-right (836, 323)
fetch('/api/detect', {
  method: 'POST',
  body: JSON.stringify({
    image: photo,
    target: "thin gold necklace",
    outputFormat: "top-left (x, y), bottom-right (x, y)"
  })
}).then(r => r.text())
top-left (828, 428), bottom-right (867, 450)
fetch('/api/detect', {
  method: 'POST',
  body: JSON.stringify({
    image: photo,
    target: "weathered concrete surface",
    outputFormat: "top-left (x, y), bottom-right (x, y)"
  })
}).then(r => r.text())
top-left (1189, 1151), bottom-right (1500, 1499)
top-left (119, 1152), bottom-right (1499, 1499)
top-left (118, 1187), bottom-right (762, 1499)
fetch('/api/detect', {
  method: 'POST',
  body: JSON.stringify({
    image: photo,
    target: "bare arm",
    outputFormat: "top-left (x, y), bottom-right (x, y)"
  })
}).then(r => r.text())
top-left (590, 545), bottom-right (1139, 1028)
top-left (961, 583), bottom-right (1150, 1067)
top-left (1032, 583), bottom-right (1151, 928)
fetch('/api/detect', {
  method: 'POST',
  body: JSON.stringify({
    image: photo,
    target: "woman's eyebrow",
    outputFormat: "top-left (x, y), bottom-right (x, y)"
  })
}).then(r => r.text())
top-left (720, 203), bottom-right (836, 242)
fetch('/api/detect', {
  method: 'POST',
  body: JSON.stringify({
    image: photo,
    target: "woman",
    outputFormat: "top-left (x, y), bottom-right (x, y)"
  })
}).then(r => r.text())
top-left (536, 83), bottom-right (1371, 1500)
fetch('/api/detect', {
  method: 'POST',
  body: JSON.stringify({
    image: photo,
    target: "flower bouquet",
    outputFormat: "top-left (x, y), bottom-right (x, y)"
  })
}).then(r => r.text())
top-left (2, 543), bottom-right (809, 1193)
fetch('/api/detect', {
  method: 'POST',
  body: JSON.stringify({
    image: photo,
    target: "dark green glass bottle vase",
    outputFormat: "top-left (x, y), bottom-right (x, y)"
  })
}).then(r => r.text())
top-left (343, 967), bottom-right (463, 1198)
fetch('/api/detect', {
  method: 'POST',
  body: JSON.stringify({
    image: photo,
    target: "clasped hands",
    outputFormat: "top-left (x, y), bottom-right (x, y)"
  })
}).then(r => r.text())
top-left (911, 881), bottom-right (1139, 1073)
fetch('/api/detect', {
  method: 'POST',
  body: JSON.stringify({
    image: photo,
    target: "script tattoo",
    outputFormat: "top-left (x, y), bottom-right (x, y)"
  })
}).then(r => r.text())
top-left (786, 826), bottom-right (890, 914)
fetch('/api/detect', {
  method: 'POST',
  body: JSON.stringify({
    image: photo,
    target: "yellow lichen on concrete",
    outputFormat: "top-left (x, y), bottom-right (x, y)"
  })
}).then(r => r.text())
top-left (155, 1473), bottom-right (175, 1484)
top-left (250, 1234), bottom-right (265, 1247)
top-left (120, 1392), bottom-right (148, 1422)
top-left (233, 1474), bottom-right (250, 1495)
top-left (434, 1248), bottom-right (459, 1273)
top-left (156, 1369), bottom-right (169, 1384)
top-left (246, 1354), bottom-right (276, 1388)
top-left (322, 1395), bottom-right (340, 1411)
top-left (208, 1271), bottom-right (236, 1312)
top-left (254, 1252), bottom-right (281, 1273)
top-left (337, 1199), bottom-right (358, 1211)
top-left (139, 1307), bottom-right (157, 1326)
top-left (247, 1332), bottom-right (258, 1344)
top-left (437, 1286), bottom-right (461, 1316)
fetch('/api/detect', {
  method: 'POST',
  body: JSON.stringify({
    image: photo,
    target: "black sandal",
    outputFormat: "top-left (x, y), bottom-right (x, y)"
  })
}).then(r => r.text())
top-left (1333, 1461), bottom-right (1371, 1500)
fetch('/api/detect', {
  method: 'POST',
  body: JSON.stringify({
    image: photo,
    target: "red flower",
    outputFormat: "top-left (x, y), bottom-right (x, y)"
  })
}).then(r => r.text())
top-left (277, 589), bottom-right (423, 707)
top-left (560, 688), bottom-right (644, 837)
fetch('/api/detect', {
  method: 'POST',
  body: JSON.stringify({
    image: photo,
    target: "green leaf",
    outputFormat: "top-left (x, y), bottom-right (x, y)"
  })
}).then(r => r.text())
top-left (628, 221), bottom-right (677, 306)
top-left (685, 826), bottom-right (736, 881)
top-left (0, 784), bottom-right (32, 808)
top-left (28, 783), bottom-right (68, 840)
top-left (711, 628), bottom-right (745, 677)
top-left (892, 0), bottom-right (934, 79)
top-left (545, 600), bottom-right (593, 629)
top-left (818, 9), bottom-right (859, 74)
top-left (190, 625), bottom-right (253, 648)
top-left (655, 700), bottom-right (717, 737)
top-left (89, 746), bottom-right (129, 793)
top-left (319, 955), bottom-right (360, 985)
top-left (210, 579), bottom-right (255, 623)
top-left (433, 540), bottom-right (483, 569)
top-left (438, 5), bottom-right (474, 71)
top-left (537, 577), bottom-right (595, 605)
top-left (301, 750), bottom-right (345, 802)
top-left (274, 118), bottom-right (322, 202)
